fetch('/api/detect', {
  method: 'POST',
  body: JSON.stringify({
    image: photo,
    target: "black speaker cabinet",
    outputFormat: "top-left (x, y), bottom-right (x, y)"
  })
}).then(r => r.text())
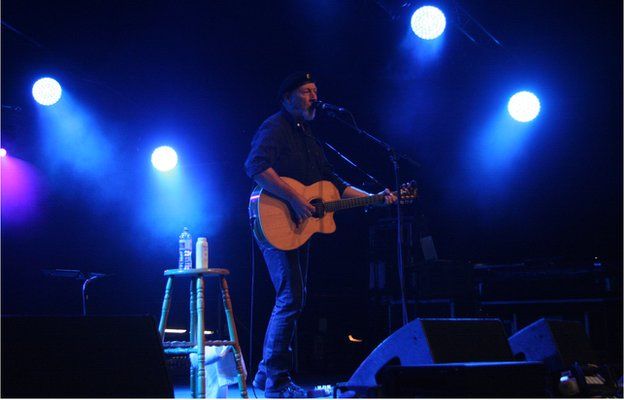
top-left (347, 318), bottom-right (513, 387)
top-left (508, 318), bottom-right (597, 372)
top-left (1, 315), bottom-right (174, 398)
top-left (377, 362), bottom-right (548, 398)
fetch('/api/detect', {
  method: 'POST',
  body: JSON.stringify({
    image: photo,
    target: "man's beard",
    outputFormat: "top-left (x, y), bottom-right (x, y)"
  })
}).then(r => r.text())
top-left (302, 107), bottom-right (316, 121)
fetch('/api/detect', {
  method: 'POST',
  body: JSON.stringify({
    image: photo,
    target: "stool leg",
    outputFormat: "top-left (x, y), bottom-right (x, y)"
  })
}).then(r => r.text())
top-left (196, 276), bottom-right (206, 398)
top-left (158, 277), bottom-right (174, 340)
top-left (190, 279), bottom-right (197, 398)
top-left (220, 277), bottom-right (248, 398)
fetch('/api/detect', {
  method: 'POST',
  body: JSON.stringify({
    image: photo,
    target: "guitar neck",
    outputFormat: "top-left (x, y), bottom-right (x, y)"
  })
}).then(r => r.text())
top-left (324, 193), bottom-right (391, 212)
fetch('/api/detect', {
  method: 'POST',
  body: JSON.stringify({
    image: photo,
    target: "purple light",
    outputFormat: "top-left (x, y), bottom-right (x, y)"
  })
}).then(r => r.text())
top-left (1, 155), bottom-right (42, 225)
top-left (0, 148), bottom-right (6, 157)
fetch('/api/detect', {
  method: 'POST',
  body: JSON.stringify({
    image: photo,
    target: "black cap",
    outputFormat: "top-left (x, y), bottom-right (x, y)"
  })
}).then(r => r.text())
top-left (278, 71), bottom-right (315, 100)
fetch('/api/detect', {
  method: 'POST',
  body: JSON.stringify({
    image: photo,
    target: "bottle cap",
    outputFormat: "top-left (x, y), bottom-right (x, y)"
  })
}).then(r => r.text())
top-left (197, 237), bottom-right (207, 242)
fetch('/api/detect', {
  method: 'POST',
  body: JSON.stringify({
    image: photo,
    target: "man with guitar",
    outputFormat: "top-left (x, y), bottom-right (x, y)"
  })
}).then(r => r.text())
top-left (244, 71), bottom-right (396, 398)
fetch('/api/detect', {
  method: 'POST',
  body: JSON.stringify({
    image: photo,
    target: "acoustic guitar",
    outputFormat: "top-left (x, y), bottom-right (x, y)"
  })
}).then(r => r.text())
top-left (248, 177), bottom-right (417, 250)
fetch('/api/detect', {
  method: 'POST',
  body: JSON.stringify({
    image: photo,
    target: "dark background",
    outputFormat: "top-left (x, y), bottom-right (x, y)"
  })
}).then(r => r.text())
top-left (2, 0), bottom-right (622, 379)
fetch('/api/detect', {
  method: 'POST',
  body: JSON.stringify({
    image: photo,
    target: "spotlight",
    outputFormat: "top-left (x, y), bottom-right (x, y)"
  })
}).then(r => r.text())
top-left (151, 146), bottom-right (178, 172)
top-left (32, 77), bottom-right (63, 106)
top-left (507, 91), bottom-right (541, 122)
top-left (0, 148), bottom-right (6, 158)
top-left (411, 6), bottom-right (446, 40)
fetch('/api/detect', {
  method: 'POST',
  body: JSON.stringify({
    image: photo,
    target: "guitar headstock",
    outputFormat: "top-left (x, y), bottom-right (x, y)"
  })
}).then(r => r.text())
top-left (398, 180), bottom-right (418, 204)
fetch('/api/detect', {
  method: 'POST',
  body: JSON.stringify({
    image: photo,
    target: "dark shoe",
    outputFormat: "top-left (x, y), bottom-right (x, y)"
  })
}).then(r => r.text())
top-left (265, 382), bottom-right (308, 398)
top-left (252, 370), bottom-right (266, 390)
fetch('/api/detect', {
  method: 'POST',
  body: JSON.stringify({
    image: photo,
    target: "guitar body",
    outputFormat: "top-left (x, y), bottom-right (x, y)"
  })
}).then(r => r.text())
top-left (249, 177), bottom-right (340, 251)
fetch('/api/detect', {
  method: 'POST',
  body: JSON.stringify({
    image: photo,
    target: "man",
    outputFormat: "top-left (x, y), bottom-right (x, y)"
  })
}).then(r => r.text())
top-left (244, 71), bottom-right (396, 398)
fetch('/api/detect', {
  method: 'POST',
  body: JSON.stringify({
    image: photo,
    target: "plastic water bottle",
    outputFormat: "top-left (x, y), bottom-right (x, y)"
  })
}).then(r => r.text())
top-left (196, 237), bottom-right (208, 269)
top-left (178, 227), bottom-right (193, 270)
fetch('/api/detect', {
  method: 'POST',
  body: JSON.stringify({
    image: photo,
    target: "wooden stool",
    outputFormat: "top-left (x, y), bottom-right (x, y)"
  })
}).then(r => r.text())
top-left (157, 268), bottom-right (248, 398)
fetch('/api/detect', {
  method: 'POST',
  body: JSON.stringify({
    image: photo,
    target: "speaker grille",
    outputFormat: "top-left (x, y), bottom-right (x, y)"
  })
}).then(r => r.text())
top-left (422, 319), bottom-right (513, 363)
top-left (1, 316), bottom-right (173, 398)
top-left (509, 318), bottom-right (596, 372)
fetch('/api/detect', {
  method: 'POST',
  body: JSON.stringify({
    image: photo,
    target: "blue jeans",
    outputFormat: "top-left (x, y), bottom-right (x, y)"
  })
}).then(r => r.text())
top-left (256, 240), bottom-right (309, 392)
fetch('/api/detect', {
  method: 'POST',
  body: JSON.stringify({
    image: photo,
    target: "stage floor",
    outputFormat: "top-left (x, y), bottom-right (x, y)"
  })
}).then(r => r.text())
top-left (173, 384), bottom-right (334, 399)
top-left (173, 376), bottom-right (338, 398)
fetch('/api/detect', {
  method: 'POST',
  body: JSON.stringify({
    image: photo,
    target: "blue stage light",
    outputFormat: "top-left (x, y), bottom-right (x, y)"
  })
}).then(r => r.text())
top-left (151, 146), bottom-right (178, 172)
top-left (507, 91), bottom-right (541, 122)
top-left (32, 77), bottom-right (62, 106)
top-left (411, 6), bottom-right (446, 40)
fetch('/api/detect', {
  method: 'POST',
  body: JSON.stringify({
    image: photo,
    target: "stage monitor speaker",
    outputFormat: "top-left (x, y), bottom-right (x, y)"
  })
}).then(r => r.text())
top-left (347, 318), bottom-right (513, 387)
top-left (508, 318), bottom-right (597, 372)
top-left (1, 315), bottom-right (174, 398)
top-left (376, 362), bottom-right (549, 398)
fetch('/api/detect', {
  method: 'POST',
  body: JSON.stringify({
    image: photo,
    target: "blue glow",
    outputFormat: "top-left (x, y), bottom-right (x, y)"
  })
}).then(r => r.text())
top-left (138, 162), bottom-right (221, 243)
top-left (36, 92), bottom-right (125, 208)
top-left (32, 77), bottom-right (63, 106)
top-left (151, 146), bottom-right (178, 172)
top-left (136, 125), bottom-right (227, 242)
top-left (411, 6), bottom-right (446, 40)
top-left (0, 148), bottom-right (6, 158)
top-left (466, 92), bottom-right (541, 182)
top-left (508, 91), bottom-right (540, 122)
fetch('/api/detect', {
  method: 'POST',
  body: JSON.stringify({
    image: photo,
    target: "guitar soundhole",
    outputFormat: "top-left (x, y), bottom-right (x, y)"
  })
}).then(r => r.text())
top-left (310, 198), bottom-right (324, 218)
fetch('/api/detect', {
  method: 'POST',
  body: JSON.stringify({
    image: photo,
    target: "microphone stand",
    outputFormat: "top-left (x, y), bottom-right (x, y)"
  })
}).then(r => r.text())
top-left (322, 141), bottom-right (385, 188)
top-left (81, 273), bottom-right (107, 316)
top-left (323, 110), bottom-right (420, 327)
top-left (42, 269), bottom-right (110, 316)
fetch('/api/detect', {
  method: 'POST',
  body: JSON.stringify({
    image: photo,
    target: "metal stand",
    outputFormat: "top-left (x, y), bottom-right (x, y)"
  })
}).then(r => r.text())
top-left (42, 269), bottom-right (109, 315)
top-left (323, 109), bottom-right (420, 326)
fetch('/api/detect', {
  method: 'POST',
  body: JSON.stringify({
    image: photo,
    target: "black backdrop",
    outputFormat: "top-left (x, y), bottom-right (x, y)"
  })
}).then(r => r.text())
top-left (2, 0), bottom-right (622, 377)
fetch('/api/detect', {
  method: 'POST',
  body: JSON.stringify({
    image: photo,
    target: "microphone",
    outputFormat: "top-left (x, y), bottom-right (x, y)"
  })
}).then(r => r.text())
top-left (312, 101), bottom-right (346, 113)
